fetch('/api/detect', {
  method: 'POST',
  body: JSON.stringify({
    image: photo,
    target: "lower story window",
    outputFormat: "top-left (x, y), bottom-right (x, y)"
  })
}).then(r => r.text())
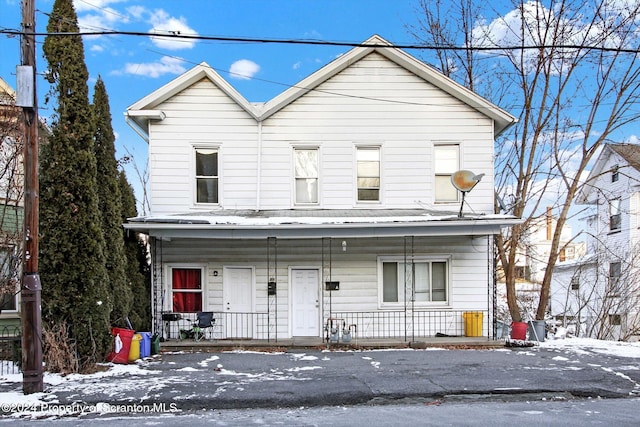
top-left (171, 267), bottom-right (203, 313)
top-left (381, 259), bottom-right (448, 305)
top-left (0, 246), bottom-right (17, 312)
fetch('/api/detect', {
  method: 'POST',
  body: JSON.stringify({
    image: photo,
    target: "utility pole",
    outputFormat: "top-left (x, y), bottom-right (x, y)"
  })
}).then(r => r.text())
top-left (19, 0), bottom-right (43, 394)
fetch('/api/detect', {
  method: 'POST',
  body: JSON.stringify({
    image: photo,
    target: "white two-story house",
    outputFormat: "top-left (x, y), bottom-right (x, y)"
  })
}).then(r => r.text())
top-left (125, 35), bottom-right (518, 343)
top-left (551, 143), bottom-right (640, 341)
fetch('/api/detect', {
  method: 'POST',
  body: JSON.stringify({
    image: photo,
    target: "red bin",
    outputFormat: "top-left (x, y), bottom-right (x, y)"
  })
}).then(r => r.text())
top-left (106, 328), bottom-right (135, 364)
top-left (510, 321), bottom-right (528, 340)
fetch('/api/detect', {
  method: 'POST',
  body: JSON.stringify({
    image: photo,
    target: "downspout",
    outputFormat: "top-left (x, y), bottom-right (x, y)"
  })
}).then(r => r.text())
top-left (125, 113), bottom-right (149, 143)
top-left (256, 121), bottom-right (263, 210)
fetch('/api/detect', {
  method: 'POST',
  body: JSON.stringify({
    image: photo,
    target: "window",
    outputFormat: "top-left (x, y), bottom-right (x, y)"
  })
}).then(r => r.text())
top-left (609, 198), bottom-right (621, 231)
top-left (0, 246), bottom-right (17, 311)
top-left (434, 145), bottom-right (459, 202)
top-left (609, 314), bottom-right (622, 326)
top-left (195, 148), bottom-right (218, 204)
top-left (515, 266), bottom-right (531, 281)
top-left (171, 268), bottom-right (203, 313)
top-left (608, 262), bottom-right (621, 296)
top-left (570, 276), bottom-right (579, 291)
top-left (357, 147), bottom-right (380, 202)
top-left (381, 259), bottom-right (448, 305)
top-left (611, 164), bottom-right (619, 182)
top-left (294, 148), bottom-right (318, 204)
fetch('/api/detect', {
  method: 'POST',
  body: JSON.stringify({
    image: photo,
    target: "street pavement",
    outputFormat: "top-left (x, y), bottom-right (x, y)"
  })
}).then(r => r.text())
top-left (5, 343), bottom-right (637, 413)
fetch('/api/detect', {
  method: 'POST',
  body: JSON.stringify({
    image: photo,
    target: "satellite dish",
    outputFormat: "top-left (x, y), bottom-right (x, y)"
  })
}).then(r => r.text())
top-left (451, 170), bottom-right (484, 217)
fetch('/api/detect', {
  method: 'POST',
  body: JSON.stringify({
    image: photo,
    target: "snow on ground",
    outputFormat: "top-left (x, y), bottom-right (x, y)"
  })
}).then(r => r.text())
top-left (539, 337), bottom-right (640, 358)
top-left (0, 337), bottom-right (638, 419)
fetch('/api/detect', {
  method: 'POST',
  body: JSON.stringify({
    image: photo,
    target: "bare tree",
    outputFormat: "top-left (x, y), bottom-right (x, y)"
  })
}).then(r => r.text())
top-left (121, 146), bottom-right (150, 216)
top-left (409, 0), bottom-right (640, 322)
top-left (0, 84), bottom-right (25, 310)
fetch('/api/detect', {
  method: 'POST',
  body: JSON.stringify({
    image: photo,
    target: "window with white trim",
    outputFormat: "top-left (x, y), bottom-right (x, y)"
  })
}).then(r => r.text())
top-left (0, 246), bottom-right (17, 312)
top-left (294, 148), bottom-right (318, 204)
top-left (608, 261), bottom-right (622, 296)
top-left (357, 147), bottom-right (380, 202)
top-left (170, 267), bottom-right (204, 313)
top-left (609, 198), bottom-right (621, 231)
top-left (195, 147), bottom-right (218, 204)
top-left (611, 164), bottom-right (619, 182)
top-left (380, 258), bottom-right (448, 306)
top-left (434, 144), bottom-right (459, 202)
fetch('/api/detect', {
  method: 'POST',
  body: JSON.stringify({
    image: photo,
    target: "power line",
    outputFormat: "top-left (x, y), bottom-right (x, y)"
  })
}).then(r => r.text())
top-left (2, 28), bottom-right (640, 54)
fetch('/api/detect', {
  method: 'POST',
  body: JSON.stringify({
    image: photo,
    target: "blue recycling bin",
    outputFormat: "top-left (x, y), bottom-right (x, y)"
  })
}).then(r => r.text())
top-left (139, 332), bottom-right (152, 358)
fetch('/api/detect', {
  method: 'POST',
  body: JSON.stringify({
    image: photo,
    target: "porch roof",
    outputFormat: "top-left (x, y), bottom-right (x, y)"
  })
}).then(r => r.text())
top-left (125, 209), bottom-right (521, 239)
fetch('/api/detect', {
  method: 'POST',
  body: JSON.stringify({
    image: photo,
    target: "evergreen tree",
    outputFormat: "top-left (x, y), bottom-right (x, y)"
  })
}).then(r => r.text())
top-left (118, 172), bottom-right (151, 331)
top-left (92, 77), bottom-right (132, 325)
top-left (41, 0), bottom-right (111, 369)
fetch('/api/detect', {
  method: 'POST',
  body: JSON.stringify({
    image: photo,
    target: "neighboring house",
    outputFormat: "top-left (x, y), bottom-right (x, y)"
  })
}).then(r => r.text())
top-left (125, 35), bottom-right (518, 343)
top-left (0, 77), bottom-right (25, 330)
top-left (551, 143), bottom-right (640, 341)
top-left (496, 208), bottom-right (585, 323)
top-left (514, 208), bottom-right (585, 284)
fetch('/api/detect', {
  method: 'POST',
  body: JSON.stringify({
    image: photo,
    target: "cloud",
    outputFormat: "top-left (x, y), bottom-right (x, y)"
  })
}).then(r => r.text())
top-left (78, 8), bottom-right (126, 32)
top-left (73, 0), bottom-right (127, 13)
top-left (120, 56), bottom-right (187, 78)
top-left (148, 9), bottom-right (198, 50)
top-left (229, 59), bottom-right (260, 80)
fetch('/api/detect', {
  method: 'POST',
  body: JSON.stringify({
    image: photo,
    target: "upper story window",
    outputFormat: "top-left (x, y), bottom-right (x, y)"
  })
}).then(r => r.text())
top-left (171, 267), bottom-right (203, 313)
top-left (611, 164), bottom-right (619, 182)
top-left (357, 147), bottom-right (380, 202)
top-left (570, 276), bottom-right (580, 291)
top-left (294, 148), bottom-right (318, 205)
top-left (434, 144), bottom-right (459, 202)
top-left (608, 261), bottom-right (622, 296)
top-left (380, 258), bottom-right (449, 307)
top-left (609, 198), bottom-right (621, 231)
top-left (195, 148), bottom-right (218, 204)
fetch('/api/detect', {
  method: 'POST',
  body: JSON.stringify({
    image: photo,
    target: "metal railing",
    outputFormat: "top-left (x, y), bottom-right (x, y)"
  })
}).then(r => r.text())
top-left (160, 312), bottom-right (273, 341)
top-left (160, 309), bottom-right (487, 342)
top-left (0, 325), bottom-right (21, 375)
top-left (329, 310), bottom-right (486, 339)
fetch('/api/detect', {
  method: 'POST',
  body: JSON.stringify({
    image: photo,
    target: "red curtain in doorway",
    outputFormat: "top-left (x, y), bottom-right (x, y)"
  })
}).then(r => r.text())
top-left (172, 268), bottom-right (202, 312)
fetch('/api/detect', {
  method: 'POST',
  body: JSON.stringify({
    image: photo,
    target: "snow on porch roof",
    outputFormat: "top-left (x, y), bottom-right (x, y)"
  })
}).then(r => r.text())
top-left (125, 209), bottom-right (521, 239)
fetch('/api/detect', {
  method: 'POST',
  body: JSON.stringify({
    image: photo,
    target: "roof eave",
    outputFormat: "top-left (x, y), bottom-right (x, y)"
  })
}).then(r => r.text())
top-left (124, 217), bottom-right (522, 239)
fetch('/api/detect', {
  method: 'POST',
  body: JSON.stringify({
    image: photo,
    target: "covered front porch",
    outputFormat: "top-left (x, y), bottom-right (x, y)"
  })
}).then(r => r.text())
top-left (126, 209), bottom-right (520, 343)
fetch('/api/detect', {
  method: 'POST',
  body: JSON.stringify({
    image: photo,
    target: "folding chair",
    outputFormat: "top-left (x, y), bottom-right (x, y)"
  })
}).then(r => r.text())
top-left (192, 311), bottom-right (215, 341)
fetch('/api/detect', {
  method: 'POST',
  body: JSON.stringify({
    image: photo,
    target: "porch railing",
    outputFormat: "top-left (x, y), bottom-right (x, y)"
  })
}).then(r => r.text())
top-left (329, 310), bottom-right (486, 340)
top-left (160, 310), bottom-right (488, 342)
top-left (160, 312), bottom-right (272, 341)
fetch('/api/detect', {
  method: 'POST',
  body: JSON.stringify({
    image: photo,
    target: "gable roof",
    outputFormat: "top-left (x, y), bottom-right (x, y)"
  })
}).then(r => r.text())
top-left (126, 35), bottom-right (516, 140)
top-left (610, 144), bottom-right (640, 171)
top-left (0, 76), bottom-right (16, 105)
top-left (577, 143), bottom-right (640, 204)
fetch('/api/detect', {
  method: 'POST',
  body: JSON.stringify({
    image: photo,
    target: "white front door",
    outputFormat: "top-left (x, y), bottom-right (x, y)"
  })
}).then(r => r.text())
top-left (291, 268), bottom-right (320, 336)
top-left (223, 267), bottom-right (253, 338)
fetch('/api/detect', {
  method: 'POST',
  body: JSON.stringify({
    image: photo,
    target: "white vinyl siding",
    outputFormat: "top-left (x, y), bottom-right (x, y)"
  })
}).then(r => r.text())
top-left (146, 53), bottom-right (496, 213)
top-left (154, 236), bottom-right (487, 337)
